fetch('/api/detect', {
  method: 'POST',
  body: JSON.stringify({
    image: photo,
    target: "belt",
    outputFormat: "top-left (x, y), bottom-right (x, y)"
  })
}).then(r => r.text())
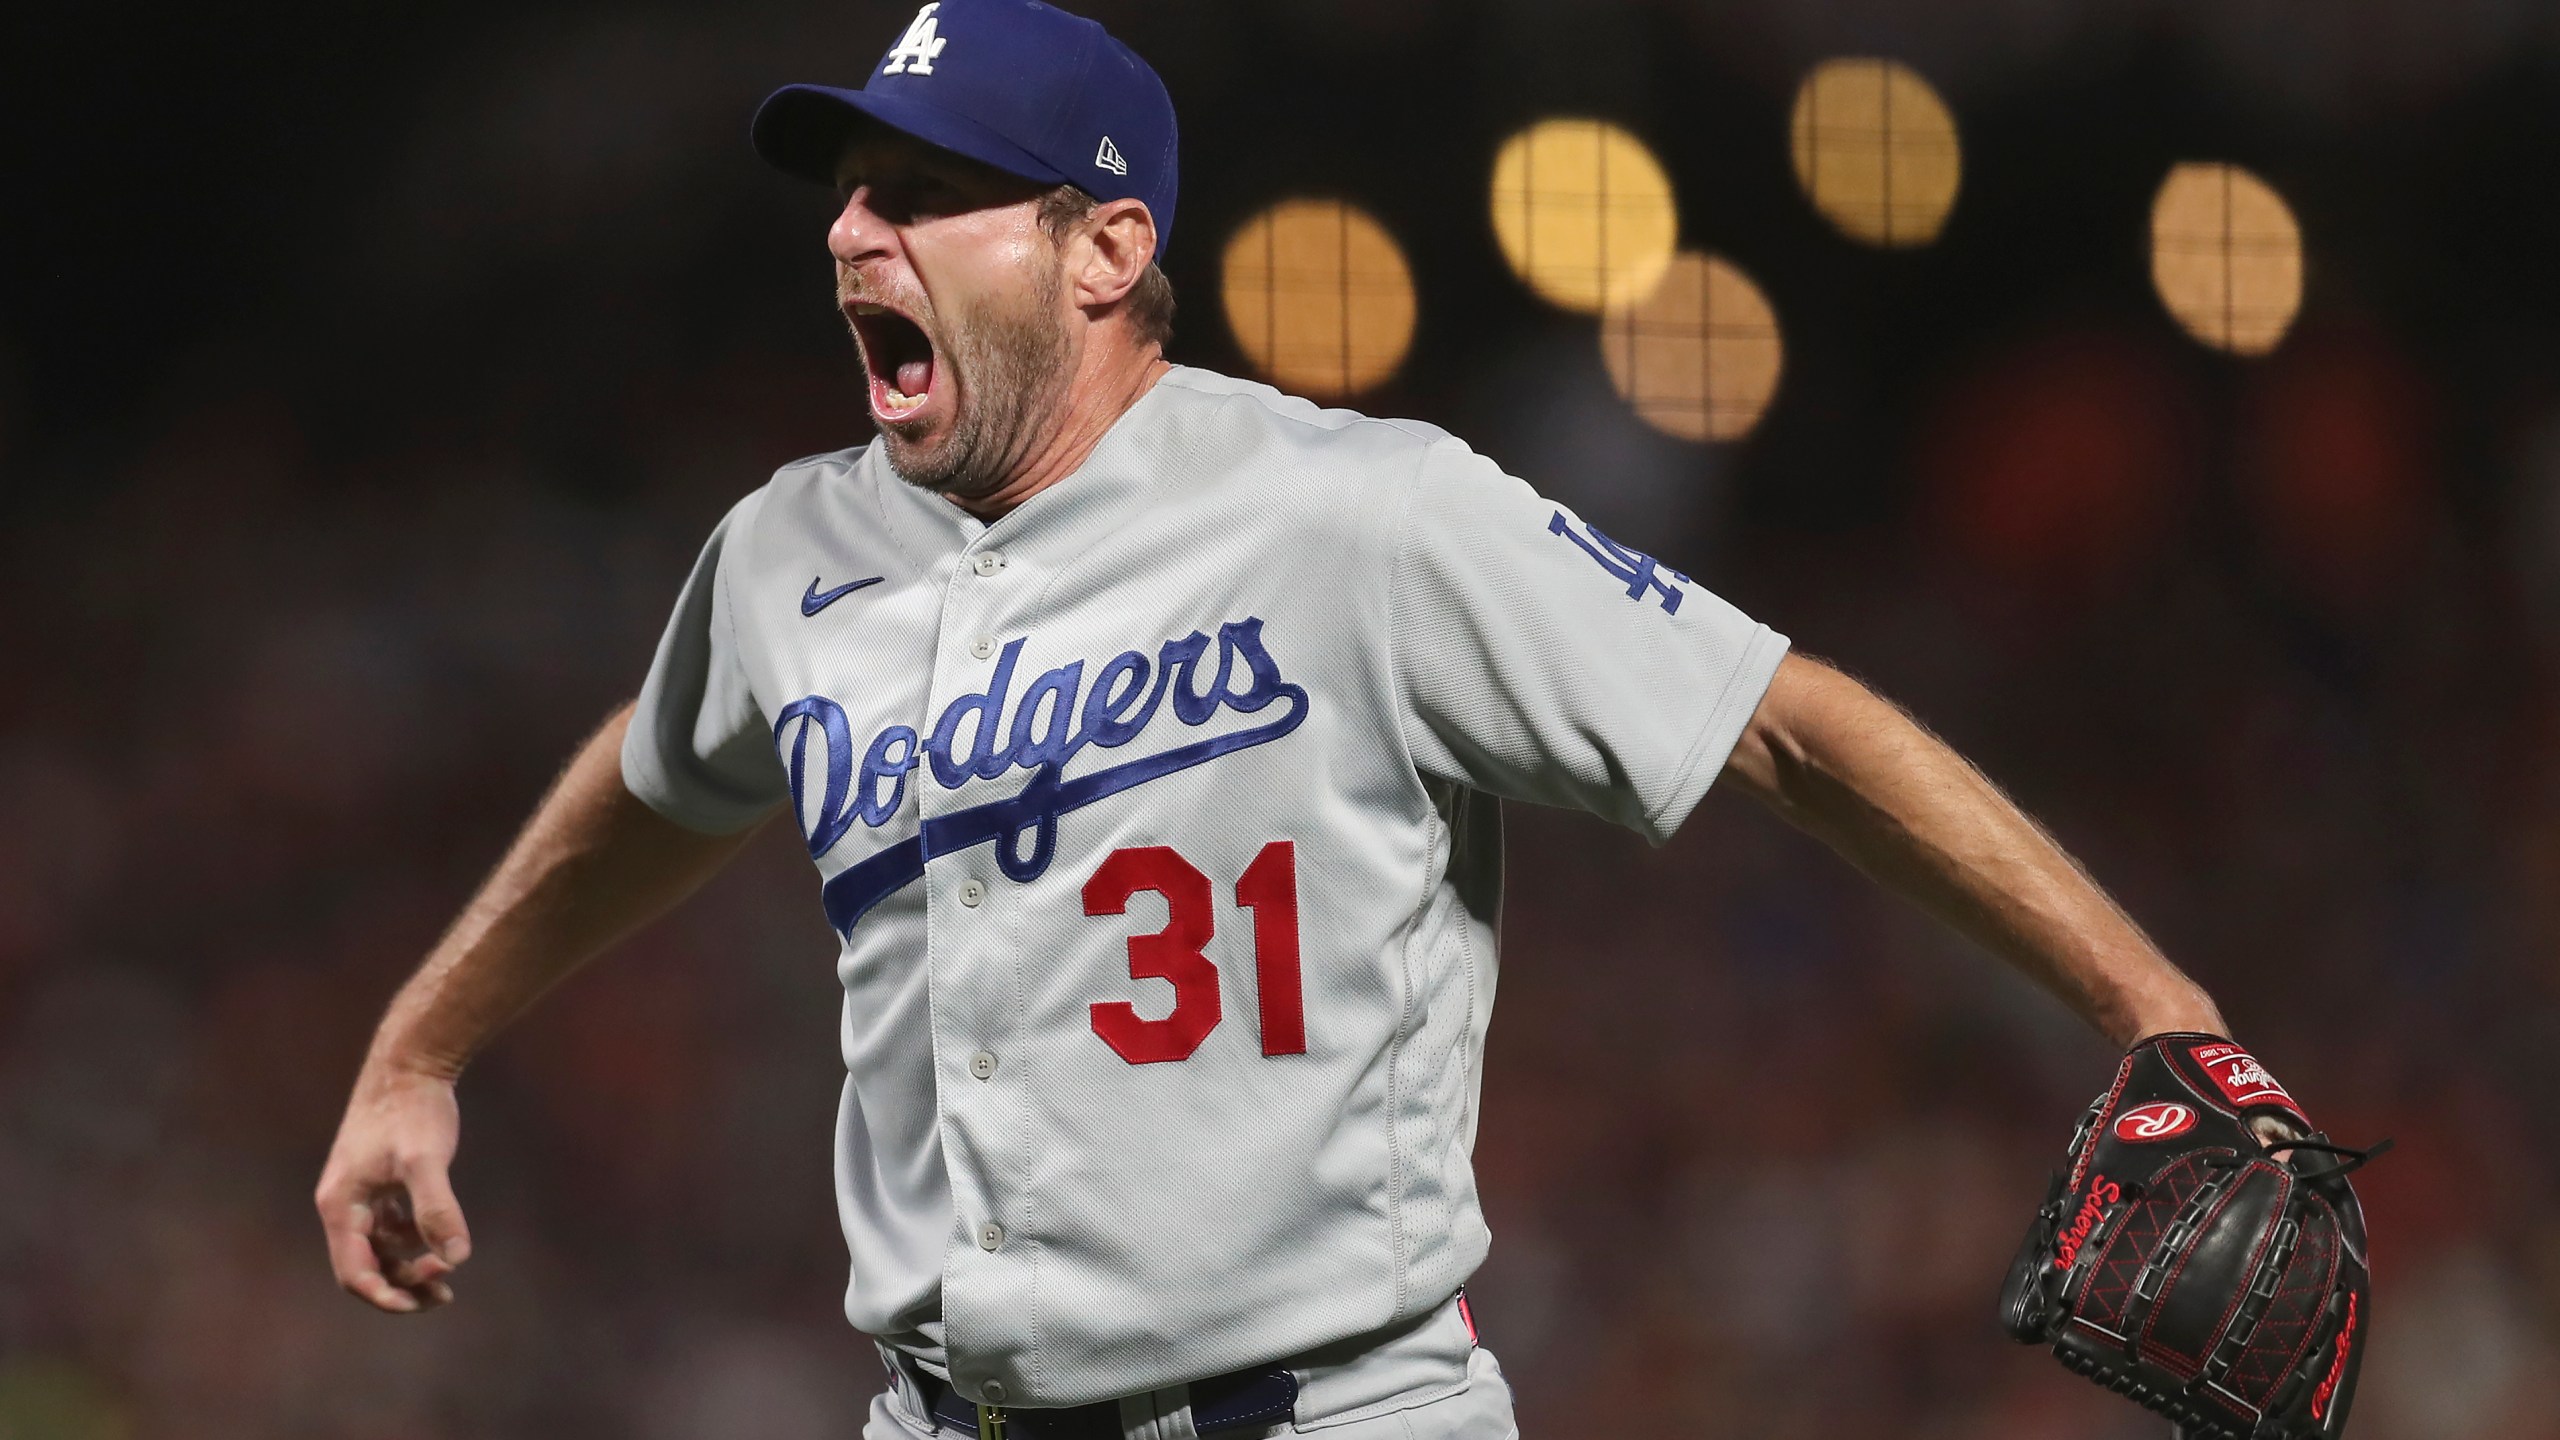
top-left (915, 1365), bottom-right (1300, 1439)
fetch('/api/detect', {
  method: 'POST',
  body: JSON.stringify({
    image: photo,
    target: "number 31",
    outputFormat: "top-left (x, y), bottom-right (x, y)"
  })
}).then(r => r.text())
top-left (1084, 841), bottom-right (1304, 1064)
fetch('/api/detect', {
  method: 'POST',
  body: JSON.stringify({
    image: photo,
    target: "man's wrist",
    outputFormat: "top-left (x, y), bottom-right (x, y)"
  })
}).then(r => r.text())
top-left (2118, 991), bottom-right (2227, 1049)
top-left (361, 1036), bottom-right (467, 1090)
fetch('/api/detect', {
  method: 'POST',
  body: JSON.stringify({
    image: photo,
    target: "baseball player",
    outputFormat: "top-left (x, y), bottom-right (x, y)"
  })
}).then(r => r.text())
top-left (315, 3), bottom-right (2255, 1436)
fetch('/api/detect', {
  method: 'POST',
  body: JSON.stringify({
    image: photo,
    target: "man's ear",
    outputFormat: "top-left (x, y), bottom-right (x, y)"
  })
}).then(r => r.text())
top-left (1072, 199), bottom-right (1158, 309)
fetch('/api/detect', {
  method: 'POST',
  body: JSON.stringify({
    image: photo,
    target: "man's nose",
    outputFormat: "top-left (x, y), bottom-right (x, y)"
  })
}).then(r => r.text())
top-left (828, 187), bottom-right (896, 267)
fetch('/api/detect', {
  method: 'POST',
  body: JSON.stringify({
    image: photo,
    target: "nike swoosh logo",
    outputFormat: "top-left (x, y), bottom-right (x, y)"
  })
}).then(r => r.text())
top-left (801, 575), bottom-right (885, 616)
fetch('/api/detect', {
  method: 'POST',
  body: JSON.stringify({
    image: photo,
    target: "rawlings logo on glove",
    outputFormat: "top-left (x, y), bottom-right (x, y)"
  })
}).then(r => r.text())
top-left (2113, 1102), bottom-right (2198, 1142)
top-left (1998, 1034), bottom-right (2387, 1440)
top-left (2184, 1040), bottom-right (2307, 1121)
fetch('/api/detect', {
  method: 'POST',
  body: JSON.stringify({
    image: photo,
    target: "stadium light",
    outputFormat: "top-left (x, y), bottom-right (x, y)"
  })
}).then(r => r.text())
top-left (1220, 198), bottom-right (1418, 399)
top-left (1789, 58), bottom-right (1962, 247)
top-left (1488, 118), bottom-right (1680, 314)
top-left (2150, 162), bottom-right (2304, 356)
top-left (1599, 251), bottom-right (1784, 442)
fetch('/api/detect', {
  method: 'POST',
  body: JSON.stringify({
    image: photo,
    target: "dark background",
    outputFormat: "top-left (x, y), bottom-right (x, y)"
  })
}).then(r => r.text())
top-left (4, 1), bottom-right (2557, 1435)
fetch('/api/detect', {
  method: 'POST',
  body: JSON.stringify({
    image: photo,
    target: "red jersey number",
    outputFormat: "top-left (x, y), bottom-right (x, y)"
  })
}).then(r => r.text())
top-left (1085, 841), bottom-right (1305, 1064)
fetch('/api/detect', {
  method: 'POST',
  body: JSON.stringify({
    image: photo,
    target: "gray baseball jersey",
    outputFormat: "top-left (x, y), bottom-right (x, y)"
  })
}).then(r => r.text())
top-left (622, 365), bottom-right (1789, 1408)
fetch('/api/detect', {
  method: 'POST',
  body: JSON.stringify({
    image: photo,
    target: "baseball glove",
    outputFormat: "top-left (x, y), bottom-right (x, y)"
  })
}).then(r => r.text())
top-left (1999, 1033), bottom-right (2387, 1439)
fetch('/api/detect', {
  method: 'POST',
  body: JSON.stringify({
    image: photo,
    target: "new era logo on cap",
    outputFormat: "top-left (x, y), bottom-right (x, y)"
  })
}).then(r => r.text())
top-left (750, 0), bottom-right (1181, 258)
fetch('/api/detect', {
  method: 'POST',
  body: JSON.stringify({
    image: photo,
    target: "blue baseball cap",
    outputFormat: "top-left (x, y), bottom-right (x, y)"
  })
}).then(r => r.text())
top-left (752, 0), bottom-right (1180, 258)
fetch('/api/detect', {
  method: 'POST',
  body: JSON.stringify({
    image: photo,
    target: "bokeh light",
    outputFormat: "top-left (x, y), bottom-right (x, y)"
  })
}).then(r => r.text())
top-left (1790, 58), bottom-right (1962, 247)
top-left (2150, 161), bottom-right (2304, 356)
top-left (1917, 331), bottom-right (2198, 604)
top-left (2240, 324), bottom-right (2434, 606)
top-left (1598, 252), bottom-right (1784, 442)
top-left (1220, 199), bottom-right (1418, 399)
top-left (1488, 119), bottom-right (1680, 313)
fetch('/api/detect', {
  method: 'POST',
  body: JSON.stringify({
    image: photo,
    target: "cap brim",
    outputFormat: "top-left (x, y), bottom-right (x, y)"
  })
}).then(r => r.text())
top-left (751, 85), bottom-right (1073, 191)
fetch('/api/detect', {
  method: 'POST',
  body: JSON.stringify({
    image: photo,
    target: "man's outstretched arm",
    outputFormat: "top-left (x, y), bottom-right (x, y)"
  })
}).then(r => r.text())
top-left (1719, 653), bottom-right (2225, 1047)
top-left (315, 702), bottom-right (769, 1312)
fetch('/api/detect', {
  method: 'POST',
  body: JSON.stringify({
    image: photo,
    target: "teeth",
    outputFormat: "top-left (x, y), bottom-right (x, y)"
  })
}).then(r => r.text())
top-left (879, 385), bottom-right (925, 413)
top-left (853, 303), bottom-right (889, 316)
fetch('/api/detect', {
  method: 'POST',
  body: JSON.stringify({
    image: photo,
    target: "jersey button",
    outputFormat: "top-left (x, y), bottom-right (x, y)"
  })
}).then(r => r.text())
top-left (981, 1381), bottom-right (1008, 1405)
top-left (958, 879), bottom-right (986, 908)
top-left (971, 551), bottom-right (1005, 577)
top-left (978, 1222), bottom-right (1005, 1251)
top-left (969, 635), bottom-right (995, 660)
top-left (970, 1050), bottom-right (998, 1080)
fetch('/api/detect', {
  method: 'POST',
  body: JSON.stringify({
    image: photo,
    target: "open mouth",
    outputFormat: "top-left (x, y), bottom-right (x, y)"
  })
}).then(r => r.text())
top-left (846, 302), bottom-right (941, 425)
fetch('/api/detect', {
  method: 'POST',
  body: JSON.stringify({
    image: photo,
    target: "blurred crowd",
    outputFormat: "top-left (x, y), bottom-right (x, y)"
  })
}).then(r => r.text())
top-left (8, 1), bottom-right (2560, 1437)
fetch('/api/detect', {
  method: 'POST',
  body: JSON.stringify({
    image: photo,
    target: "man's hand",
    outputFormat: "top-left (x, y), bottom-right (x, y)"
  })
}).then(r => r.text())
top-left (308, 704), bottom-right (766, 1313)
top-left (315, 1067), bottom-right (470, 1312)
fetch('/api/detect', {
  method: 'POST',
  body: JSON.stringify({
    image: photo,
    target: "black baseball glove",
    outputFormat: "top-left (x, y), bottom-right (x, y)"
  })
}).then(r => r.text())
top-left (1999, 1033), bottom-right (2387, 1439)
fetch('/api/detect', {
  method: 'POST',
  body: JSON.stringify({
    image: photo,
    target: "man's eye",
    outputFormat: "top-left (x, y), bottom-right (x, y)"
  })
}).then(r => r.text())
top-left (834, 171), bottom-right (958, 216)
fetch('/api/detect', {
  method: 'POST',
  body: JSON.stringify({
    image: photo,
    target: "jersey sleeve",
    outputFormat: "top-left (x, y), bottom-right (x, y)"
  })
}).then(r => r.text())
top-left (620, 490), bottom-right (788, 833)
top-left (1387, 438), bottom-right (1789, 844)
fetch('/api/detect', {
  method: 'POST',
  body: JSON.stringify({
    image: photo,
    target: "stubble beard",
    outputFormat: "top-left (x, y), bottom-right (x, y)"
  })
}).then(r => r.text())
top-left (864, 264), bottom-right (1074, 503)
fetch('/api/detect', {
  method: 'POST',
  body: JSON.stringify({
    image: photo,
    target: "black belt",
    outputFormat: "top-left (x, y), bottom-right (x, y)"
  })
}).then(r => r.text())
top-left (914, 1365), bottom-right (1299, 1439)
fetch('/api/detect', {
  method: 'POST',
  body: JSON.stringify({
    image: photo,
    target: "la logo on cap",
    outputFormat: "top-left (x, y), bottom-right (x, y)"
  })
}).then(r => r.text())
top-left (883, 2), bottom-right (948, 76)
